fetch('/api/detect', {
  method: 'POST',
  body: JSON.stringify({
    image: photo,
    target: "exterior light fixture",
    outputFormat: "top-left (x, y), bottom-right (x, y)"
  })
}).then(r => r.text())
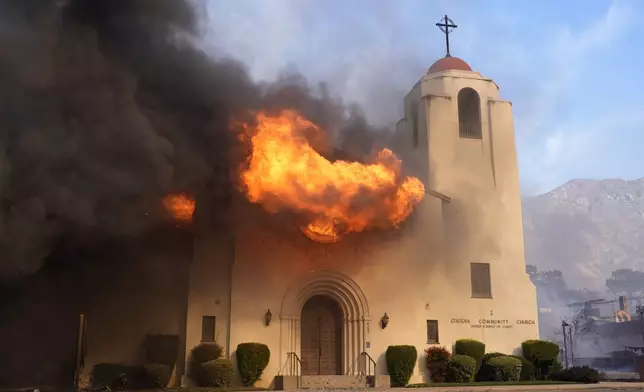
top-left (381, 313), bottom-right (390, 329)
top-left (265, 309), bottom-right (272, 327)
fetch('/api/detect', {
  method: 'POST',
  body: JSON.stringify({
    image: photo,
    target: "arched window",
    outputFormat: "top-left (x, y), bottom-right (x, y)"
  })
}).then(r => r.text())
top-left (457, 87), bottom-right (482, 139)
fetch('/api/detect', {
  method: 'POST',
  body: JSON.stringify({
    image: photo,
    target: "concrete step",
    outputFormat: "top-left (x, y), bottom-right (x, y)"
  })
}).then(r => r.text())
top-left (301, 375), bottom-right (366, 388)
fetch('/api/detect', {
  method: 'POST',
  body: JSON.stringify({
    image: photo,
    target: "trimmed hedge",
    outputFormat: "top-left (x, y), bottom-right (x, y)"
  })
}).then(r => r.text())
top-left (446, 355), bottom-right (477, 383)
top-left (424, 346), bottom-right (451, 383)
top-left (476, 352), bottom-right (505, 381)
top-left (190, 342), bottom-right (224, 364)
top-left (188, 343), bottom-right (224, 386)
top-left (199, 359), bottom-right (234, 387)
top-left (236, 343), bottom-right (271, 387)
top-left (454, 339), bottom-right (485, 369)
top-left (509, 355), bottom-right (535, 381)
top-left (386, 345), bottom-right (418, 387)
top-left (143, 363), bottom-right (171, 388)
top-left (487, 356), bottom-right (522, 382)
top-left (551, 365), bottom-right (601, 384)
top-left (91, 363), bottom-right (145, 389)
top-left (521, 340), bottom-right (559, 379)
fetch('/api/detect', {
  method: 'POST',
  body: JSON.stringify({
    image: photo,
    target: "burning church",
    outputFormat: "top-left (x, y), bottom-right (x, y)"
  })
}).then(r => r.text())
top-left (0, 1), bottom-right (538, 390)
top-left (169, 23), bottom-right (539, 389)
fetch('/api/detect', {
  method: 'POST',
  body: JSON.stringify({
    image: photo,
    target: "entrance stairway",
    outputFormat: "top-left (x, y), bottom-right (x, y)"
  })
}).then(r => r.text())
top-left (301, 374), bottom-right (367, 388)
top-left (277, 352), bottom-right (387, 390)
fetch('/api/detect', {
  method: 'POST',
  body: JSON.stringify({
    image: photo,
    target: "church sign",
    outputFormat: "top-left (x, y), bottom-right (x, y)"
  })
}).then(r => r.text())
top-left (450, 318), bottom-right (536, 329)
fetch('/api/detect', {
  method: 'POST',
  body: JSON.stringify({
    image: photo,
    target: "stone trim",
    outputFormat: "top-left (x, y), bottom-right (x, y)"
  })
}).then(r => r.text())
top-left (279, 270), bottom-right (371, 375)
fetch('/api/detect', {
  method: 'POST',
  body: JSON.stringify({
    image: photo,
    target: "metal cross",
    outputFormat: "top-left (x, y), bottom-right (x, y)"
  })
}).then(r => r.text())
top-left (435, 14), bottom-right (458, 58)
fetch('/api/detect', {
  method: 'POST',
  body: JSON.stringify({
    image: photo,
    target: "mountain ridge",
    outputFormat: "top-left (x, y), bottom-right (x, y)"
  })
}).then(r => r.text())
top-left (522, 177), bottom-right (644, 292)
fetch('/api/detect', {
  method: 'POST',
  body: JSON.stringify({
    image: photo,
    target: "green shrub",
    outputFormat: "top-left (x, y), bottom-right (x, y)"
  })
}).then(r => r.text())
top-left (454, 339), bottom-right (485, 369)
top-left (236, 343), bottom-right (271, 386)
top-left (143, 363), bottom-right (171, 388)
top-left (446, 355), bottom-right (476, 383)
top-left (188, 343), bottom-right (224, 385)
top-left (509, 355), bottom-right (535, 381)
top-left (476, 352), bottom-right (505, 381)
top-left (550, 359), bottom-right (563, 374)
top-left (424, 346), bottom-right (451, 383)
top-left (551, 365), bottom-right (601, 384)
top-left (386, 345), bottom-right (418, 387)
top-left (521, 340), bottom-right (559, 379)
top-left (487, 356), bottom-right (522, 382)
top-left (190, 342), bottom-right (224, 363)
top-left (91, 363), bottom-right (145, 389)
top-left (197, 359), bottom-right (234, 387)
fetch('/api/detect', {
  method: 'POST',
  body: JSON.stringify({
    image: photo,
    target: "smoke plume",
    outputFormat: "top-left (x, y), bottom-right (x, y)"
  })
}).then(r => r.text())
top-left (0, 0), bottom-right (389, 281)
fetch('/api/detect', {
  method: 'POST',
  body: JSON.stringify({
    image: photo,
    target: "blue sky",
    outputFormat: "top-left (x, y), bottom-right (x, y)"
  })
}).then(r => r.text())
top-left (201, 0), bottom-right (644, 194)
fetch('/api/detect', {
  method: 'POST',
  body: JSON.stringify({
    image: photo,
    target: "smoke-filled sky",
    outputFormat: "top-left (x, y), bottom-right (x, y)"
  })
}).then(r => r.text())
top-left (202, 0), bottom-right (644, 194)
top-left (0, 0), bottom-right (412, 281)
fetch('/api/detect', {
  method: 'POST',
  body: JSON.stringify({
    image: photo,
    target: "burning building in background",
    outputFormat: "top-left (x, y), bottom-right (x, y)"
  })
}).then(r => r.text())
top-left (0, 1), bottom-right (539, 390)
top-left (557, 295), bottom-right (644, 371)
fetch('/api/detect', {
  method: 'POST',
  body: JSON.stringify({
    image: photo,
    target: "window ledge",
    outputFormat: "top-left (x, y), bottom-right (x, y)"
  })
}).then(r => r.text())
top-left (471, 295), bottom-right (493, 299)
top-left (427, 341), bottom-right (440, 345)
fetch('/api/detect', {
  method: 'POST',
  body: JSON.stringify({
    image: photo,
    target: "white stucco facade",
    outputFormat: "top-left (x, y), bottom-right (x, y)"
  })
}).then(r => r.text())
top-left (182, 58), bottom-right (540, 388)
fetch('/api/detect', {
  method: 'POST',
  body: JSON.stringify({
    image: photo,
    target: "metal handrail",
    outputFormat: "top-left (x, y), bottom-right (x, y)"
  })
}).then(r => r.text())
top-left (361, 351), bottom-right (376, 377)
top-left (286, 352), bottom-right (302, 389)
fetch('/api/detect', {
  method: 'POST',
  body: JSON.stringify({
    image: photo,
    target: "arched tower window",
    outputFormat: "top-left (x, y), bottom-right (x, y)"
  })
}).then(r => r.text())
top-left (457, 87), bottom-right (482, 139)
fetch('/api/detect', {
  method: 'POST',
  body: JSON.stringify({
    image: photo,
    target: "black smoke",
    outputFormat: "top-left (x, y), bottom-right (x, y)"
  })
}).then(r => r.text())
top-left (0, 0), bottom-right (384, 282)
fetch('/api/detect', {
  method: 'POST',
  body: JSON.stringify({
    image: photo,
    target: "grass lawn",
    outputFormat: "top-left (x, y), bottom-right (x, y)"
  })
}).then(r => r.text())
top-left (407, 380), bottom-right (578, 388)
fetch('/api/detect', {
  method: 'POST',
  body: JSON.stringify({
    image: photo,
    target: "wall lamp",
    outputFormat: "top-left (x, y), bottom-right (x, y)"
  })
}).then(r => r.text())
top-left (381, 312), bottom-right (390, 329)
top-left (265, 309), bottom-right (272, 327)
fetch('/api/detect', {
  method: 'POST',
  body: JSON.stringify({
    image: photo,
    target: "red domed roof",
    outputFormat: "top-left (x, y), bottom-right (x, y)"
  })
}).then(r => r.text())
top-left (427, 56), bottom-right (472, 74)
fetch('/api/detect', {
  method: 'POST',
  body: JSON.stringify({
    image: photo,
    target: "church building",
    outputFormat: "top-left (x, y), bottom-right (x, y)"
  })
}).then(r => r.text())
top-left (0, 16), bottom-right (540, 391)
top-left (180, 21), bottom-right (539, 388)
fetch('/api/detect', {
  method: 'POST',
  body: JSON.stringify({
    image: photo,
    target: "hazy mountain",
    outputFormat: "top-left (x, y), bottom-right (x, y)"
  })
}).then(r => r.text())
top-left (522, 178), bottom-right (644, 292)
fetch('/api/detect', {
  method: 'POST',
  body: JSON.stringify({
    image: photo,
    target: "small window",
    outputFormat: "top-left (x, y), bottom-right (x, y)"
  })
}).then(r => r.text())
top-left (457, 87), bottom-right (482, 139)
top-left (471, 262), bottom-right (492, 298)
top-left (201, 315), bottom-right (216, 342)
top-left (426, 320), bottom-right (439, 344)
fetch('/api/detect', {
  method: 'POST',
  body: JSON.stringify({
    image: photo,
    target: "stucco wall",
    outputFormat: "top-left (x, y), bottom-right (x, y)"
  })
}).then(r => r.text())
top-left (184, 68), bottom-right (539, 388)
top-left (186, 197), bottom-right (538, 387)
top-left (80, 228), bottom-right (192, 387)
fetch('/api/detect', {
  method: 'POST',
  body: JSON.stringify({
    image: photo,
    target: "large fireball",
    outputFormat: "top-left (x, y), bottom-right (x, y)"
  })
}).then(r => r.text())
top-left (238, 110), bottom-right (425, 242)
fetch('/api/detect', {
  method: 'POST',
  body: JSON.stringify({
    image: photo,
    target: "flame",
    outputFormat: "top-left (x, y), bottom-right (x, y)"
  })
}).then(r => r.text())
top-left (163, 193), bottom-right (196, 222)
top-left (238, 110), bottom-right (425, 241)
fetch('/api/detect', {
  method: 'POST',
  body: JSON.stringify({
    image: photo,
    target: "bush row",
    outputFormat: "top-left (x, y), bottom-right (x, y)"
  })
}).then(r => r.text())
top-left (188, 342), bottom-right (270, 387)
top-left (387, 339), bottom-right (600, 386)
top-left (91, 334), bottom-right (179, 389)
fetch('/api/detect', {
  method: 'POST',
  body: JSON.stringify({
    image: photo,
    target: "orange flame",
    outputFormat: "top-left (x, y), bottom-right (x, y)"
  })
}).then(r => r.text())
top-left (163, 193), bottom-right (196, 222)
top-left (238, 110), bottom-right (425, 241)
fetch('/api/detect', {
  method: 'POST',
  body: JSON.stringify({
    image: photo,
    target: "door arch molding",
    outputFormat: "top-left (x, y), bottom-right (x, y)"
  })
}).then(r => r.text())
top-left (279, 270), bottom-right (371, 374)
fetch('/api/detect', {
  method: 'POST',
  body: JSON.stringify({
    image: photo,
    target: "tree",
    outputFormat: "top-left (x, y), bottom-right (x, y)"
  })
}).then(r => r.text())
top-left (606, 269), bottom-right (644, 296)
top-left (528, 265), bottom-right (598, 306)
top-left (556, 307), bottom-right (598, 364)
top-left (526, 265), bottom-right (568, 298)
top-left (526, 264), bottom-right (538, 279)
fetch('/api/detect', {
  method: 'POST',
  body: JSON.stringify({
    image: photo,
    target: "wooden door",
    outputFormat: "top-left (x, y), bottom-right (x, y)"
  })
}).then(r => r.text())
top-left (300, 296), bottom-right (342, 375)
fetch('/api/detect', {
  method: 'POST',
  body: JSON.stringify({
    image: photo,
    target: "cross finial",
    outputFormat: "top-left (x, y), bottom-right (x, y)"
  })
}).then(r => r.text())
top-left (435, 15), bottom-right (458, 58)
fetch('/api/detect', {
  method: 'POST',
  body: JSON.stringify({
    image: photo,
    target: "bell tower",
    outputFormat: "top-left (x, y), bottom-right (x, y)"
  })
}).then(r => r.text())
top-left (393, 14), bottom-right (530, 282)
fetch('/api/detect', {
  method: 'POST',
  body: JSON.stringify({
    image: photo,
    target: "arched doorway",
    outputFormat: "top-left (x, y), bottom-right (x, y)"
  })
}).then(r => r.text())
top-left (300, 295), bottom-right (343, 375)
top-left (280, 270), bottom-right (370, 375)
